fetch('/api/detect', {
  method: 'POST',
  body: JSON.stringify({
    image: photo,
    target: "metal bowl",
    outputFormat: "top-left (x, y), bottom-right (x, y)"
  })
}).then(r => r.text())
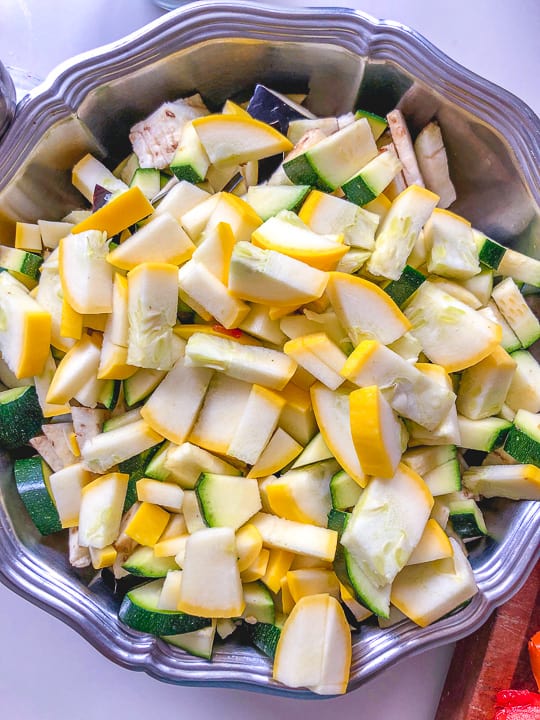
top-left (0, 1), bottom-right (538, 697)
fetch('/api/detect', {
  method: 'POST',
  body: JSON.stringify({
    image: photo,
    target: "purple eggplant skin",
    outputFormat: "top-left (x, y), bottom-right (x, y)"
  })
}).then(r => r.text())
top-left (247, 84), bottom-right (310, 135)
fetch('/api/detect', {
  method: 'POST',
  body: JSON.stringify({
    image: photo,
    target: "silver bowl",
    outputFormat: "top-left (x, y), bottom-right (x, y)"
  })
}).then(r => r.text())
top-left (0, 1), bottom-right (538, 697)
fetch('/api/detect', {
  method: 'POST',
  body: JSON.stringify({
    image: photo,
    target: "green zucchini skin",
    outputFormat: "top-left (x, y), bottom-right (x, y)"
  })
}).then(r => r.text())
top-left (504, 426), bottom-right (540, 465)
top-left (118, 443), bottom-right (163, 512)
top-left (13, 456), bottom-right (62, 535)
top-left (0, 386), bottom-right (44, 449)
top-left (119, 580), bottom-right (210, 636)
top-left (247, 622), bottom-right (281, 659)
top-left (383, 266), bottom-right (426, 307)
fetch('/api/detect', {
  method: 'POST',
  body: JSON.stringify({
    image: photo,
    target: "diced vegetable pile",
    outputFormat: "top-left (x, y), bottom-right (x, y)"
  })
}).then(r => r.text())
top-left (1, 85), bottom-right (539, 695)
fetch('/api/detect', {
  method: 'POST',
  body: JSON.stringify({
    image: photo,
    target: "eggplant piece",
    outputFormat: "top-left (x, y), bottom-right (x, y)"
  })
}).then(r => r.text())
top-left (92, 184), bottom-right (113, 211)
top-left (247, 84), bottom-right (315, 135)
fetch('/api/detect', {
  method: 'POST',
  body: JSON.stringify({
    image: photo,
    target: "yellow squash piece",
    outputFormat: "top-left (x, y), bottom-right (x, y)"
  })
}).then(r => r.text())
top-left (0, 272), bottom-right (51, 378)
top-left (283, 333), bottom-right (348, 391)
top-left (192, 114), bottom-right (293, 166)
top-left (261, 548), bottom-right (295, 593)
top-left (310, 383), bottom-right (367, 486)
top-left (59, 229), bottom-right (114, 314)
top-left (235, 523), bottom-right (264, 573)
top-left (286, 569), bottom-right (340, 603)
top-left (349, 385), bottom-right (403, 478)
top-left (78, 472), bottom-right (129, 549)
top-left (252, 213), bottom-right (348, 271)
top-left (107, 212), bottom-right (195, 271)
top-left (89, 545), bottom-right (118, 570)
top-left (71, 185), bottom-right (153, 237)
top-left (326, 271), bottom-right (411, 346)
top-left (124, 501), bottom-right (170, 546)
top-left (405, 281), bottom-right (502, 373)
top-left (240, 547), bottom-right (270, 583)
top-left (46, 333), bottom-right (101, 405)
top-left (178, 527), bottom-right (245, 618)
top-left (247, 428), bottom-right (303, 479)
top-left (273, 593), bottom-right (351, 695)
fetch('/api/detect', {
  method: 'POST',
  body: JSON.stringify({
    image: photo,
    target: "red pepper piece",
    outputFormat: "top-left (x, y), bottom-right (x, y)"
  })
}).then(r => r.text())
top-left (529, 632), bottom-right (540, 692)
top-left (212, 324), bottom-right (243, 339)
top-left (496, 690), bottom-right (540, 707)
top-left (494, 708), bottom-right (540, 719)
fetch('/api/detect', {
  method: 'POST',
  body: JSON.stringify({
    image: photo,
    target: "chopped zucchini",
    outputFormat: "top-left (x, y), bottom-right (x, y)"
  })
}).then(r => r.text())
top-left (0, 385), bottom-right (44, 449)
top-left (457, 415), bottom-right (511, 452)
top-left (492, 277), bottom-right (540, 348)
top-left (503, 409), bottom-right (540, 465)
top-left (195, 473), bottom-right (262, 531)
top-left (383, 265), bottom-right (425, 307)
top-left (330, 470), bottom-right (362, 510)
top-left (119, 578), bottom-right (210, 635)
top-left (122, 546), bottom-right (179, 578)
top-left (463, 463), bottom-right (540, 500)
top-left (13, 456), bottom-right (62, 535)
top-left (448, 499), bottom-right (488, 539)
top-left (247, 621), bottom-right (281, 659)
top-left (243, 580), bottom-right (275, 625)
top-left (342, 149), bottom-right (402, 206)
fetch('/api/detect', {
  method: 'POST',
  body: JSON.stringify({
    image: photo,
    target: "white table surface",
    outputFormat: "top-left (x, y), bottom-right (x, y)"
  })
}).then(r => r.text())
top-left (0, 2), bottom-right (538, 718)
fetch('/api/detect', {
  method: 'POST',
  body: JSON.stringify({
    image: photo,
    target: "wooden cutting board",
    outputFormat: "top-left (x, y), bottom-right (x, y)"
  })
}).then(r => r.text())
top-left (436, 560), bottom-right (539, 719)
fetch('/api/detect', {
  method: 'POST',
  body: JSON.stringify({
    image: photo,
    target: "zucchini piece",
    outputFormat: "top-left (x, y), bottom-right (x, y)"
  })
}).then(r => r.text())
top-left (170, 121), bottom-right (210, 184)
top-left (503, 409), bottom-right (540, 465)
top-left (98, 379), bottom-right (121, 410)
top-left (342, 149), bottom-right (402, 206)
top-left (123, 367), bottom-right (167, 407)
top-left (354, 109), bottom-right (387, 140)
top-left (458, 415), bottom-right (512, 452)
top-left (283, 119), bottom-right (378, 191)
top-left (341, 464), bottom-right (434, 588)
top-left (425, 209), bottom-right (480, 280)
top-left (492, 277), bottom-right (540, 348)
top-left (422, 459), bottom-right (462, 496)
top-left (448, 499), bottom-right (488, 539)
top-left (481, 302), bottom-right (521, 354)
top-left (119, 578), bottom-right (210, 635)
top-left (367, 186), bottom-right (439, 281)
top-left (456, 345), bottom-right (517, 421)
top-left (247, 621), bottom-right (281, 659)
top-left (505, 350), bottom-right (540, 413)
top-left (290, 432), bottom-right (332, 469)
top-left (165, 441), bottom-right (239, 487)
top-left (118, 443), bottom-right (163, 512)
top-left (0, 246), bottom-right (42, 288)
top-left (474, 231), bottom-right (540, 287)
top-left (462, 463), bottom-right (540, 501)
top-left (81, 419), bottom-right (163, 475)
top-left (122, 546), bottom-right (179, 578)
top-left (0, 385), bottom-right (43, 449)
top-left (243, 580), bottom-right (275, 624)
top-left (13, 456), bottom-right (62, 535)
top-left (195, 473), bottom-right (261, 531)
top-left (329, 509), bottom-right (390, 618)
top-left (163, 620), bottom-right (217, 660)
top-left (245, 184), bottom-right (310, 221)
top-left (330, 470), bottom-right (362, 510)
top-left (145, 441), bottom-right (173, 481)
top-left (129, 168), bottom-right (161, 200)
top-left (383, 265), bottom-right (425, 307)
top-left (103, 408), bottom-right (142, 433)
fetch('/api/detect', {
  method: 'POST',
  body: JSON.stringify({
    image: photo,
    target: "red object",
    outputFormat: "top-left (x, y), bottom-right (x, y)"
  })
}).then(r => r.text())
top-left (529, 632), bottom-right (540, 692)
top-left (494, 707), bottom-right (540, 719)
top-left (436, 561), bottom-right (540, 719)
top-left (212, 324), bottom-right (243, 339)
top-left (496, 690), bottom-right (540, 707)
